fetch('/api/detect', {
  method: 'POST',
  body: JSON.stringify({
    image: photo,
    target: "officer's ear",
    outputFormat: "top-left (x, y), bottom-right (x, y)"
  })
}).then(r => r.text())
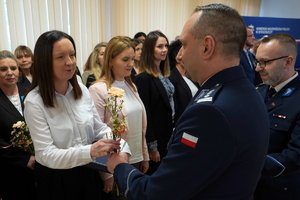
top-left (202, 35), bottom-right (215, 60)
top-left (284, 56), bottom-right (293, 69)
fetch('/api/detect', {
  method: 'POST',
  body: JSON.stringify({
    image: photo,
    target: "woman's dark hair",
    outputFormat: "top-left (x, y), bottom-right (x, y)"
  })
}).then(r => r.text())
top-left (168, 40), bottom-right (182, 70)
top-left (139, 31), bottom-right (170, 77)
top-left (131, 38), bottom-right (143, 48)
top-left (134, 32), bottom-right (146, 39)
top-left (27, 30), bottom-right (82, 107)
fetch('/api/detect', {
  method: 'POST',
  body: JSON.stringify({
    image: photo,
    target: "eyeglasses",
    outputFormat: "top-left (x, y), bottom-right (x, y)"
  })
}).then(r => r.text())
top-left (255, 56), bottom-right (289, 68)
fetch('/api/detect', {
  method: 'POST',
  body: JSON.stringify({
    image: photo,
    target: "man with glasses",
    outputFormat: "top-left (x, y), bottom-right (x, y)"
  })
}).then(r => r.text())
top-left (254, 33), bottom-right (300, 200)
top-left (240, 27), bottom-right (256, 85)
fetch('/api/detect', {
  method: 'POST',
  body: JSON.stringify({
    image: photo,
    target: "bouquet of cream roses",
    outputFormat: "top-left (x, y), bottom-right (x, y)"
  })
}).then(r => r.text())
top-left (104, 87), bottom-right (127, 142)
top-left (10, 121), bottom-right (34, 155)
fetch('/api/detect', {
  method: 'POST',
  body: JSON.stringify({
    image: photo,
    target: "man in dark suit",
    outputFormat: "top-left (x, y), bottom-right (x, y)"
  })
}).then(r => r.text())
top-left (249, 38), bottom-right (263, 85)
top-left (240, 27), bottom-right (256, 85)
top-left (168, 39), bottom-right (199, 125)
top-left (107, 4), bottom-right (270, 200)
top-left (254, 33), bottom-right (300, 200)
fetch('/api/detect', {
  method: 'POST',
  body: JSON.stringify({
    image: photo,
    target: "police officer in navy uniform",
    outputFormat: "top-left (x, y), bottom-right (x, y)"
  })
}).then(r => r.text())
top-left (106, 4), bottom-right (270, 200)
top-left (254, 33), bottom-right (300, 200)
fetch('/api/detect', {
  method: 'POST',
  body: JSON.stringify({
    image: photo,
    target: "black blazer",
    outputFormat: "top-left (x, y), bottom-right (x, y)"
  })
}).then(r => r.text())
top-left (0, 85), bottom-right (37, 199)
top-left (169, 67), bottom-right (199, 124)
top-left (130, 68), bottom-right (137, 83)
top-left (135, 72), bottom-right (174, 158)
top-left (17, 73), bottom-right (31, 91)
top-left (86, 74), bottom-right (96, 88)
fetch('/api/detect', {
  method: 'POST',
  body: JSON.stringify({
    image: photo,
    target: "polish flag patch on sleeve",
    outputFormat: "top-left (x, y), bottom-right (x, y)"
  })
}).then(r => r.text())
top-left (181, 132), bottom-right (198, 148)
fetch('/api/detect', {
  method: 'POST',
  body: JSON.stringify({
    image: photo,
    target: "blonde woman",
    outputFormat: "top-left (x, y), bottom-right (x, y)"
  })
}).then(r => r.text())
top-left (0, 50), bottom-right (37, 200)
top-left (89, 36), bottom-right (149, 196)
top-left (14, 45), bottom-right (34, 90)
top-left (86, 42), bottom-right (107, 88)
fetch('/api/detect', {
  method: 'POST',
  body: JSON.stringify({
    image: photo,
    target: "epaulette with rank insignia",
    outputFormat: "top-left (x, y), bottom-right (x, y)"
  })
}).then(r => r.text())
top-left (194, 83), bottom-right (222, 104)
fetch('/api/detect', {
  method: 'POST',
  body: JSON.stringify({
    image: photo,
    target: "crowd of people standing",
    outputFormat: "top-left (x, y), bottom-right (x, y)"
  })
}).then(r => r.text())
top-left (0, 3), bottom-right (300, 200)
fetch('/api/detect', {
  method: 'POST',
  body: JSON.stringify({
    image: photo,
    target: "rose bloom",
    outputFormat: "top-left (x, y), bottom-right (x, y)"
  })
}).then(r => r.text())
top-left (108, 87), bottom-right (124, 97)
top-left (13, 121), bottom-right (25, 128)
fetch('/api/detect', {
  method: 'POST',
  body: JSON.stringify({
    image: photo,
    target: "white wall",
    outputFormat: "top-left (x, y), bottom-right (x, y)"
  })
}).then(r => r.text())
top-left (260, 0), bottom-right (300, 18)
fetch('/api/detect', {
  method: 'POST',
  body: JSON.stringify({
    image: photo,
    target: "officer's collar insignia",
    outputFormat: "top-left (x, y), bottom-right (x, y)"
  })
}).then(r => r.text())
top-left (271, 102), bottom-right (275, 106)
top-left (194, 84), bottom-right (220, 103)
top-left (194, 89), bottom-right (209, 102)
top-left (282, 88), bottom-right (295, 96)
top-left (196, 89), bottom-right (215, 103)
top-left (197, 97), bottom-right (212, 103)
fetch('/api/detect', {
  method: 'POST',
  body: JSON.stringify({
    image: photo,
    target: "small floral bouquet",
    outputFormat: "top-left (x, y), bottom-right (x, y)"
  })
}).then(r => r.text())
top-left (10, 121), bottom-right (34, 155)
top-left (104, 87), bottom-right (127, 143)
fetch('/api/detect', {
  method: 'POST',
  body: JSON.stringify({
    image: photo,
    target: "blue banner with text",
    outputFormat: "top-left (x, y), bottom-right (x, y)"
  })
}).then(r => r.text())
top-left (242, 16), bottom-right (300, 70)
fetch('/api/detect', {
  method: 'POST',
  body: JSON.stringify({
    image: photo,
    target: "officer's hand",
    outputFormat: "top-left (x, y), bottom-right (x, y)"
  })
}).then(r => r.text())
top-left (107, 153), bottom-right (128, 173)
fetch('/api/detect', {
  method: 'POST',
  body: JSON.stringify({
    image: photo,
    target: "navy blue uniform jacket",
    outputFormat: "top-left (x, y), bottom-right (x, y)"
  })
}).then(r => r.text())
top-left (113, 66), bottom-right (270, 200)
top-left (254, 75), bottom-right (300, 199)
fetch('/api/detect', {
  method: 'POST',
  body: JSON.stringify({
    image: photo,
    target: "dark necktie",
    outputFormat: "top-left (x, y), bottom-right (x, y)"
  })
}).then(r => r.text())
top-left (268, 87), bottom-right (277, 100)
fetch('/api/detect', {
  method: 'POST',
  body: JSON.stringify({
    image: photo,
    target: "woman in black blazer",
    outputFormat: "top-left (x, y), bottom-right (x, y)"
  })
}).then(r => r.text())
top-left (0, 50), bottom-right (37, 200)
top-left (14, 45), bottom-right (33, 91)
top-left (135, 31), bottom-right (174, 175)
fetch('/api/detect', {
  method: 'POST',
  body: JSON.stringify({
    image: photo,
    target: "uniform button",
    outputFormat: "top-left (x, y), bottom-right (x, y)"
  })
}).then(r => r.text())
top-left (274, 124), bottom-right (278, 127)
top-left (284, 187), bottom-right (288, 191)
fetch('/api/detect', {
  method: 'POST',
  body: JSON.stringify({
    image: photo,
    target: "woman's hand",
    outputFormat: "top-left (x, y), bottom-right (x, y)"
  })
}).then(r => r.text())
top-left (140, 160), bottom-right (149, 173)
top-left (90, 139), bottom-right (120, 158)
top-left (119, 152), bottom-right (130, 162)
top-left (149, 150), bottom-right (160, 162)
top-left (103, 177), bottom-right (114, 193)
top-left (26, 156), bottom-right (35, 170)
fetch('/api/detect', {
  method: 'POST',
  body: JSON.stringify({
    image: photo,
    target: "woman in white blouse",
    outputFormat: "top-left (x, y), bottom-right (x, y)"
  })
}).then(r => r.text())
top-left (89, 36), bottom-right (149, 195)
top-left (24, 30), bottom-right (130, 200)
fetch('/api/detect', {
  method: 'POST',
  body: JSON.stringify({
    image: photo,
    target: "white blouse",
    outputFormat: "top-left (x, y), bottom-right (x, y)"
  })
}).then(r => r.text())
top-left (24, 82), bottom-right (130, 169)
top-left (113, 80), bottom-right (143, 164)
top-left (183, 77), bottom-right (198, 97)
